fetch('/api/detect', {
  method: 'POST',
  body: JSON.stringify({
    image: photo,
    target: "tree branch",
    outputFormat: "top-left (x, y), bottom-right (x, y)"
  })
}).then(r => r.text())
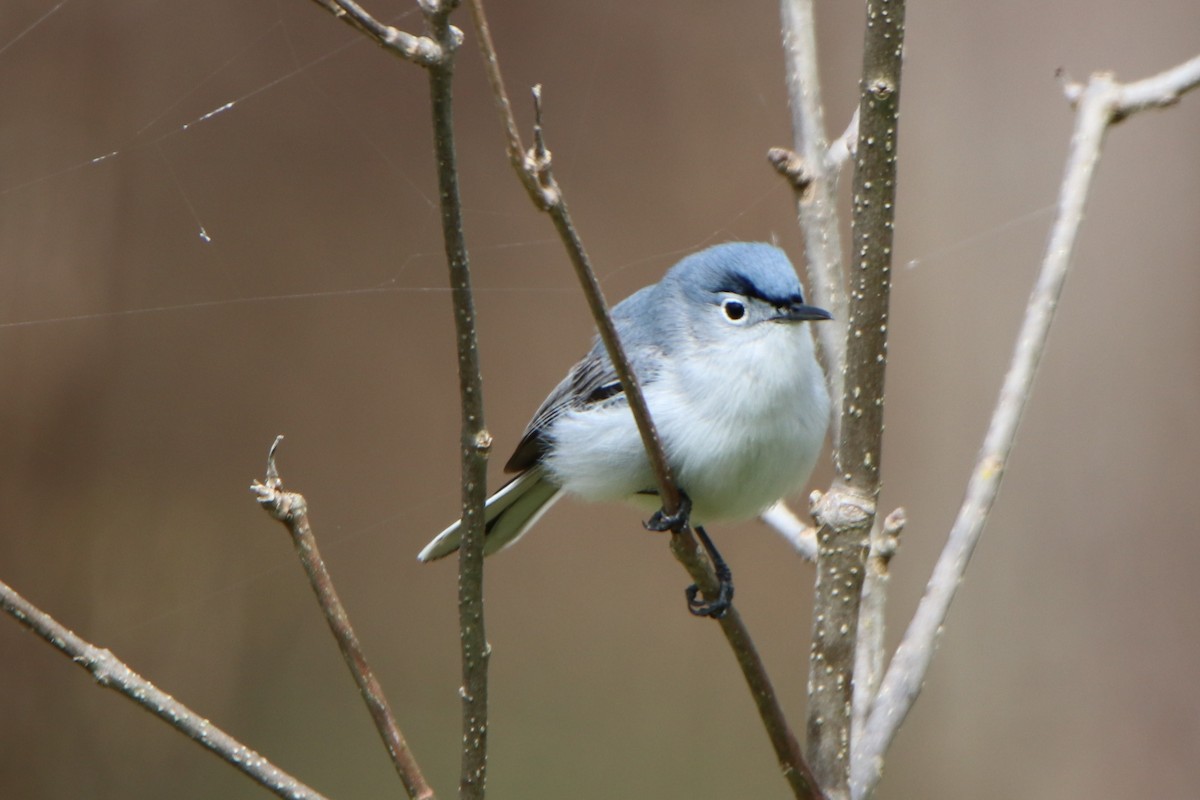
top-left (417, 3), bottom-right (493, 797)
top-left (850, 55), bottom-right (1200, 800)
top-left (849, 508), bottom-right (904, 751)
top-left (306, 1), bottom-right (490, 794)
top-left (806, 1), bottom-right (905, 797)
top-left (305, 0), bottom-right (451, 66)
top-left (759, 500), bottom-right (819, 562)
top-left (778, 0), bottom-right (852, 442)
top-left (465, 3), bottom-right (823, 798)
top-left (251, 436), bottom-right (434, 800)
top-left (0, 578), bottom-right (331, 800)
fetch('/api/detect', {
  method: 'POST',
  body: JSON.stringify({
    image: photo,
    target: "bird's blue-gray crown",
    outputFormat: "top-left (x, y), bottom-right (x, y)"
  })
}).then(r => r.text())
top-left (667, 241), bottom-right (806, 307)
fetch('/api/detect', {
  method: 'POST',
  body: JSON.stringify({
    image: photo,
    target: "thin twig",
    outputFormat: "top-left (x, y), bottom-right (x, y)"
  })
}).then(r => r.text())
top-left (468, 0), bottom-right (678, 514)
top-left (849, 508), bottom-right (904, 750)
top-left (827, 107), bottom-right (860, 170)
top-left (779, 0), bottom-right (851, 442)
top-left (465, 0), bottom-right (543, 206)
top-left (0, 577), bottom-right (331, 800)
top-left (251, 437), bottom-right (434, 800)
top-left (806, 1), bottom-right (905, 797)
top-left (305, 0), bottom-right (489, 793)
top-left (304, 0), bottom-right (450, 65)
top-left (850, 57), bottom-right (1200, 800)
top-left (526, 85), bottom-right (682, 516)
top-left (759, 500), bottom-right (819, 562)
top-left (465, 3), bottom-right (822, 798)
top-left (418, 3), bottom-right (492, 797)
top-left (666, 534), bottom-right (826, 800)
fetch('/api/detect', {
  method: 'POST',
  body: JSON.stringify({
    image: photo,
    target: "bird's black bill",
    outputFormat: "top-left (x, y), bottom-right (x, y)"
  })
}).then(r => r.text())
top-left (779, 302), bottom-right (833, 322)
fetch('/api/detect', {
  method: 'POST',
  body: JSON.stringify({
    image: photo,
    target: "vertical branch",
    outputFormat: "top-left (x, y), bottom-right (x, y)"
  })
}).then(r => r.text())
top-left (422, 3), bottom-right (490, 797)
top-left (779, 0), bottom-right (849, 433)
top-left (850, 59), bottom-right (1200, 798)
top-left (849, 509), bottom-right (903, 748)
top-left (806, 1), bottom-right (905, 798)
top-left (301, 2), bottom-right (494, 796)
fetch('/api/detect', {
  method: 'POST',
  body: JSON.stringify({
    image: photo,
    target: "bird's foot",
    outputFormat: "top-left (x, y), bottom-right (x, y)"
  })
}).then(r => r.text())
top-left (644, 490), bottom-right (692, 534)
top-left (685, 526), bottom-right (734, 619)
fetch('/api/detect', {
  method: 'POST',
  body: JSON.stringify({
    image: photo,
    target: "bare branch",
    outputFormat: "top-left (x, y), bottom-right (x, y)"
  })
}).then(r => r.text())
top-left (850, 508), bottom-right (904, 750)
top-left (851, 56), bottom-right (1200, 800)
top-left (827, 107), bottom-right (860, 170)
top-left (251, 437), bottom-right (434, 800)
top-left (759, 500), bottom-right (819, 562)
top-left (806, 1), bottom-right (906, 796)
top-left (779, 0), bottom-right (851, 442)
top-left (667, 534), bottom-right (826, 800)
top-left (465, 0), bottom-right (544, 206)
top-left (1061, 54), bottom-right (1200, 119)
top-left (1, 577), bottom-right (331, 800)
top-left (305, 2), bottom-right (489, 793)
top-left (467, 0), bottom-right (677, 513)
top-left (305, 0), bottom-right (451, 66)
top-left (417, 3), bottom-right (492, 796)
top-left (466, 3), bottom-right (822, 797)
top-left (524, 84), bottom-right (683, 517)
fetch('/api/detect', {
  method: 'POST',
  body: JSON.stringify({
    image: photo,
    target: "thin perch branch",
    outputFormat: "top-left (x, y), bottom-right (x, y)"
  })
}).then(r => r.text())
top-left (526, 84), bottom-right (683, 517)
top-left (251, 437), bottom-right (434, 800)
top-left (0, 578), bottom-right (332, 800)
top-left (465, 3), bottom-right (823, 798)
top-left (532, 90), bottom-right (818, 800)
top-left (850, 56), bottom-right (1200, 800)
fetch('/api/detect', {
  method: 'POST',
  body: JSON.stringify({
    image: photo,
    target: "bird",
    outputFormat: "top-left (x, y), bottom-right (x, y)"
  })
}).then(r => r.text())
top-left (417, 242), bottom-right (831, 613)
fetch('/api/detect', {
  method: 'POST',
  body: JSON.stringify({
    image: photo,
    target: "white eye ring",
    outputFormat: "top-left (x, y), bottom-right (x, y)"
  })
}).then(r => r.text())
top-left (721, 298), bottom-right (747, 323)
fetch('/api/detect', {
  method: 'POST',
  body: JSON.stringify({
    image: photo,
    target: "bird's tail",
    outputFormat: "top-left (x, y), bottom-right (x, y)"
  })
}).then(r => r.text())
top-left (417, 468), bottom-right (563, 562)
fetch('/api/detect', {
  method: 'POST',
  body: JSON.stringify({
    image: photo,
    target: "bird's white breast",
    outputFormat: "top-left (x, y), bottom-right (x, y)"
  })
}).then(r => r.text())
top-left (543, 322), bottom-right (830, 523)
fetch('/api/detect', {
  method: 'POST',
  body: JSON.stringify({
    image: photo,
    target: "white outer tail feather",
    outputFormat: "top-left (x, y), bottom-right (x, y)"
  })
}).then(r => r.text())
top-left (417, 468), bottom-right (564, 562)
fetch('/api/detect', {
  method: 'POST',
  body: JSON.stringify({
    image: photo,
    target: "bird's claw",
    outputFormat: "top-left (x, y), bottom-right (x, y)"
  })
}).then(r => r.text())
top-left (644, 490), bottom-right (692, 533)
top-left (686, 581), bottom-right (733, 618)
top-left (685, 526), bottom-right (734, 619)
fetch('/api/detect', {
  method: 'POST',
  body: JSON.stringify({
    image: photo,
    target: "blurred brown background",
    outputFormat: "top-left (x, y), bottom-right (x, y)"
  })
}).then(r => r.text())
top-left (2, 1), bottom-right (1198, 798)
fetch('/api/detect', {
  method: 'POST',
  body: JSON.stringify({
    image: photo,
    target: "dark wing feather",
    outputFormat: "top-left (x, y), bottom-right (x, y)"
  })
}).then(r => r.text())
top-left (504, 354), bottom-right (626, 472)
top-left (503, 283), bottom-right (671, 474)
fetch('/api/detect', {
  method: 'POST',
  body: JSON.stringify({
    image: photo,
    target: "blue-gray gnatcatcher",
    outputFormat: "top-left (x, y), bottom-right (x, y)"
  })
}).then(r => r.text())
top-left (418, 242), bottom-right (831, 609)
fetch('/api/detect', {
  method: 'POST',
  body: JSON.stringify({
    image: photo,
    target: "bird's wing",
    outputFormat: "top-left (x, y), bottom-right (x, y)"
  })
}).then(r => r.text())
top-left (503, 347), bottom-right (663, 472)
top-left (504, 287), bottom-right (669, 473)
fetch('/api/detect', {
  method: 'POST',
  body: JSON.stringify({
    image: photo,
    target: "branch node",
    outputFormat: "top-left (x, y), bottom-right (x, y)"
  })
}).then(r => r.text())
top-left (767, 146), bottom-right (814, 195)
top-left (524, 84), bottom-right (561, 208)
top-left (1057, 66), bottom-right (1084, 106)
top-left (812, 487), bottom-right (876, 533)
top-left (874, 507), bottom-right (906, 561)
top-left (249, 436), bottom-right (307, 523)
top-left (867, 77), bottom-right (896, 99)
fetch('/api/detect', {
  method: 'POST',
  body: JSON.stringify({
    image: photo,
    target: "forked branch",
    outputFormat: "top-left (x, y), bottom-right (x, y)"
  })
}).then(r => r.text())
top-left (850, 55), bottom-right (1200, 800)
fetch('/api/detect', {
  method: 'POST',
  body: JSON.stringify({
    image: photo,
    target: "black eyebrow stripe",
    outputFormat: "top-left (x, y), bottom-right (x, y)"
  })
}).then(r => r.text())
top-left (714, 272), bottom-right (803, 305)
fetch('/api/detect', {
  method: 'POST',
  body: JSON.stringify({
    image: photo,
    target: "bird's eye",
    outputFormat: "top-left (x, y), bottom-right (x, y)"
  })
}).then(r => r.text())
top-left (722, 299), bottom-right (747, 322)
